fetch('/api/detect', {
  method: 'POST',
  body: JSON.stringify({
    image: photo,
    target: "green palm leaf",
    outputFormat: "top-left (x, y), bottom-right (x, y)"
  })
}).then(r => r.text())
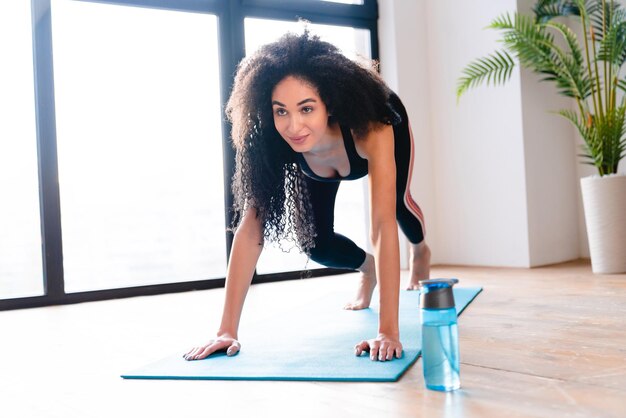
top-left (557, 109), bottom-right (589, 138)
top-left (458, 0), bottom-right (626, 174)
top-left (564, 102), bottom-right (626, 174)
top-left (588, 0), bottom-right (618, 41)
top-left (597, 11), bottom-right (626, 66)
top-left (456, 50), bottom-right (515, 99)
top-left (489, 13), bottom-right (556, 75)
top-left (533, 0), bottom-right (581, 23)
top-left (483, 13), bottom-right (589, 99)
top-left (544, 21), bottom-right (593, 99)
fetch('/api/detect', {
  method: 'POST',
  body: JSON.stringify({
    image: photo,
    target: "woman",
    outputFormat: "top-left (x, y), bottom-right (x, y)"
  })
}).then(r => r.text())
top-left (184, 30), bottom-right (430, 362)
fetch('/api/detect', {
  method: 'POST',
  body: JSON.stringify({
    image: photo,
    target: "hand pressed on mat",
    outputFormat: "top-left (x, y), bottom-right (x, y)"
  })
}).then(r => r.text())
top-left (183, 333), bottom-right (241, 360)
top-left (354, 333), bottom-right (403, 362)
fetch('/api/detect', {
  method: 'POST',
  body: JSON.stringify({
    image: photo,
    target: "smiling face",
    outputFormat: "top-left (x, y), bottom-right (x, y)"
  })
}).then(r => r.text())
top-left (271, 76), bottom-right (331, 153)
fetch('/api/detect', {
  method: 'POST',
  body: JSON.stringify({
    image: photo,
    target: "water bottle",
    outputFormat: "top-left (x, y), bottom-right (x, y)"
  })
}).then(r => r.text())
top-left (419, 278), bottom-right (460, 391)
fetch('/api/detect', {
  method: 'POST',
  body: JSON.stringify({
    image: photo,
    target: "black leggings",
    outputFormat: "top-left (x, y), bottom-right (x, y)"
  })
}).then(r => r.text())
top-left (307, 113), bottom-right (425, 270)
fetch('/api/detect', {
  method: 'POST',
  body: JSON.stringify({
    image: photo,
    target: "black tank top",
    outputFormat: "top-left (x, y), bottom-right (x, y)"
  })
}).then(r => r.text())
top-left (297, 125), bottom-right (369, 182)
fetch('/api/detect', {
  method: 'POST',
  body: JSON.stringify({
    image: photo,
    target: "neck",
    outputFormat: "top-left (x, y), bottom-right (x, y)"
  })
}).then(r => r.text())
top-left (304, 123), bottom-right (343, 158)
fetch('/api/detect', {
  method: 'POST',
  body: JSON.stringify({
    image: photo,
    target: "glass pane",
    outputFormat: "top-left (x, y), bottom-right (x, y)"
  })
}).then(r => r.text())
top-left (244, 19), bottom-right (371, 274)
top-left (0, 2), bottom-right (44, 299)
top-left (322, 0), bottom-right (364, 4)
top-left (245, 19), bottom-right (371, 61)
top-left (52, 1), bottom-right (226, 292)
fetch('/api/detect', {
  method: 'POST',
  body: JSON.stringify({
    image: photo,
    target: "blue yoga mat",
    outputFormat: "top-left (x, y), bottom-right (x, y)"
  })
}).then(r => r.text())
top-left (122, 286), bottom-right (481, 382)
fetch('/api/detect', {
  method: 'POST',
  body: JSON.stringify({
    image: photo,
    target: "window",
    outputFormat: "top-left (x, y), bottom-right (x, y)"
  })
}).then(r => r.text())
top-left (1, 0), bottom-right (378, 309)
top-left (0, 1), bottom-right (44, 299)
top-left (51, 0), bottom-right (226, 291)
top-left (323, 0), bottom-right (364, 4)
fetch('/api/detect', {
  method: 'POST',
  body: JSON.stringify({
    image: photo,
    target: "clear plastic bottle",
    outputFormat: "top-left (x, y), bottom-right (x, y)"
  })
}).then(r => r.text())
top-left (419, 278), bottom-right (460, 391)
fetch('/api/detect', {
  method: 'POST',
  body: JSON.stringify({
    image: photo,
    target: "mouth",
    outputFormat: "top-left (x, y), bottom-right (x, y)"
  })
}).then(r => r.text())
top-left (289, 134), bottom-right (309, 144)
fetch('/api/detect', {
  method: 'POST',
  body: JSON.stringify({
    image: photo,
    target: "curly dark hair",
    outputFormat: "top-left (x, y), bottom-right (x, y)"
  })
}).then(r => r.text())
top-left (225, 30), bottom-right (401, 253)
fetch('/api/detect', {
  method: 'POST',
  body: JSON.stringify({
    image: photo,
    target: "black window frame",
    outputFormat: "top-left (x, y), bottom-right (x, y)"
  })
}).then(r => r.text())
top-left (0, 0), bottom-right (379, 310)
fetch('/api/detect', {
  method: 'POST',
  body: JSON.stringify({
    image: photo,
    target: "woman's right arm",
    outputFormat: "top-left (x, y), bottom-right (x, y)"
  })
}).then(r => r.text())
top-left (183, 207), bottom-right (263, 360)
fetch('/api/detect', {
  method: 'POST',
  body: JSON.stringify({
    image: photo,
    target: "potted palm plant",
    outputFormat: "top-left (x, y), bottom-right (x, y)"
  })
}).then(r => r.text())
top-left (457, 0), bottom-right (626, 273)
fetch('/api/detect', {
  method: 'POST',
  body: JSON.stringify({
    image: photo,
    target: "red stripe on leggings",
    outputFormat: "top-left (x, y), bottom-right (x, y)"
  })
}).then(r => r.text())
top-left (404, 122), bottom-right (426, 236)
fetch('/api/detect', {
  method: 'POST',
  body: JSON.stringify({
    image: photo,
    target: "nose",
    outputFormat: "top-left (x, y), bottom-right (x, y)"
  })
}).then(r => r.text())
top-left (287, 114), bottom-right (303, 134)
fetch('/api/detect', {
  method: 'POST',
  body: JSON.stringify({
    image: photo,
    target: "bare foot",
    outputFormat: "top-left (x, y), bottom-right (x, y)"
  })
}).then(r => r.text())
top-left (406, 241), bottom-right (431, 290)
top-left (344, 253), bottom-right (377, 310)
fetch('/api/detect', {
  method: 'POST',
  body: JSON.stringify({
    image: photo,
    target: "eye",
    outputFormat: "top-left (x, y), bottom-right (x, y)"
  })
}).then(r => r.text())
top-left (274, 108), bottom-right (287, 116)
top-left (301, 106), bottom-right (314, 114)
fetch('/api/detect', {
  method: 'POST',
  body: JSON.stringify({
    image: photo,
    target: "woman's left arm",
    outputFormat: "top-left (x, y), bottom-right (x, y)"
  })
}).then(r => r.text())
top-left (354, 123), bottom-right (402, 361)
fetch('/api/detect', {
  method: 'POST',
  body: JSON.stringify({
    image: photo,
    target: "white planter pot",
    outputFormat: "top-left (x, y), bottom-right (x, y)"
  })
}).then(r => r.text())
top-left (580, 174), bottom-right (626, 274)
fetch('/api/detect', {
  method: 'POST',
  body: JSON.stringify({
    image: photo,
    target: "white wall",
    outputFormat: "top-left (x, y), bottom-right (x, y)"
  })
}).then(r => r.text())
top-left (378, 0), bottom-right (587, 267)
top-left (518, 67), bottom-right (581, 265)
top-left (517, 0), bottom-right (580, 265)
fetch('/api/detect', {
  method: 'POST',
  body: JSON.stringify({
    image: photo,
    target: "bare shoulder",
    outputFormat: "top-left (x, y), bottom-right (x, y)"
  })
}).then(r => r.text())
top-left (353, 122), bottom-right (394, 160)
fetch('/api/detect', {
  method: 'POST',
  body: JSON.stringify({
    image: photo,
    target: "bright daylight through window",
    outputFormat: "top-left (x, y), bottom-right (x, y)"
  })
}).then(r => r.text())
top-left (51, 0), bottom-right (226, 292)
top-left (0, 2), bottom-right (44, 299)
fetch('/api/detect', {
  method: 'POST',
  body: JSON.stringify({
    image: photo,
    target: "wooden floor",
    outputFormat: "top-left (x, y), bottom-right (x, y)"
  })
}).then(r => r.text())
top-left (1, 260), bottom-right (625, 418)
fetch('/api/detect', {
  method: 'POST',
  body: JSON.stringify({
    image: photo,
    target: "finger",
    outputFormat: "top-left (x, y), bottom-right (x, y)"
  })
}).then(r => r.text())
top-left (354, 340), bottom-right (369, 356)
top-left (192, 341), bottom-right (222, 360)
top-left (183, 346), bottom-right (203, 360)
top-left (183, 347), bottom-right (196, 359)
top-left (378, 344), bottom-right (389, 361)
top-left (193, 345), bottom-right (210, 356)
top-left (385, 345), bottom-right (395, 361)
top-left (192, 345), bottom-right (214, 360)
top-left (369, 343), bottom-right (380, 361)
top-left (196, 339), bottom-right (233, 360)
top-left (226, 341), bottom-right (241, 356)
top-left (395, 346), bottom-right (403, 359)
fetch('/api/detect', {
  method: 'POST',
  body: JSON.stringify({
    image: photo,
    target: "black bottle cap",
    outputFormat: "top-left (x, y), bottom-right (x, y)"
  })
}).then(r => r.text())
top-left (419, 278), bottom-right (459, 309)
